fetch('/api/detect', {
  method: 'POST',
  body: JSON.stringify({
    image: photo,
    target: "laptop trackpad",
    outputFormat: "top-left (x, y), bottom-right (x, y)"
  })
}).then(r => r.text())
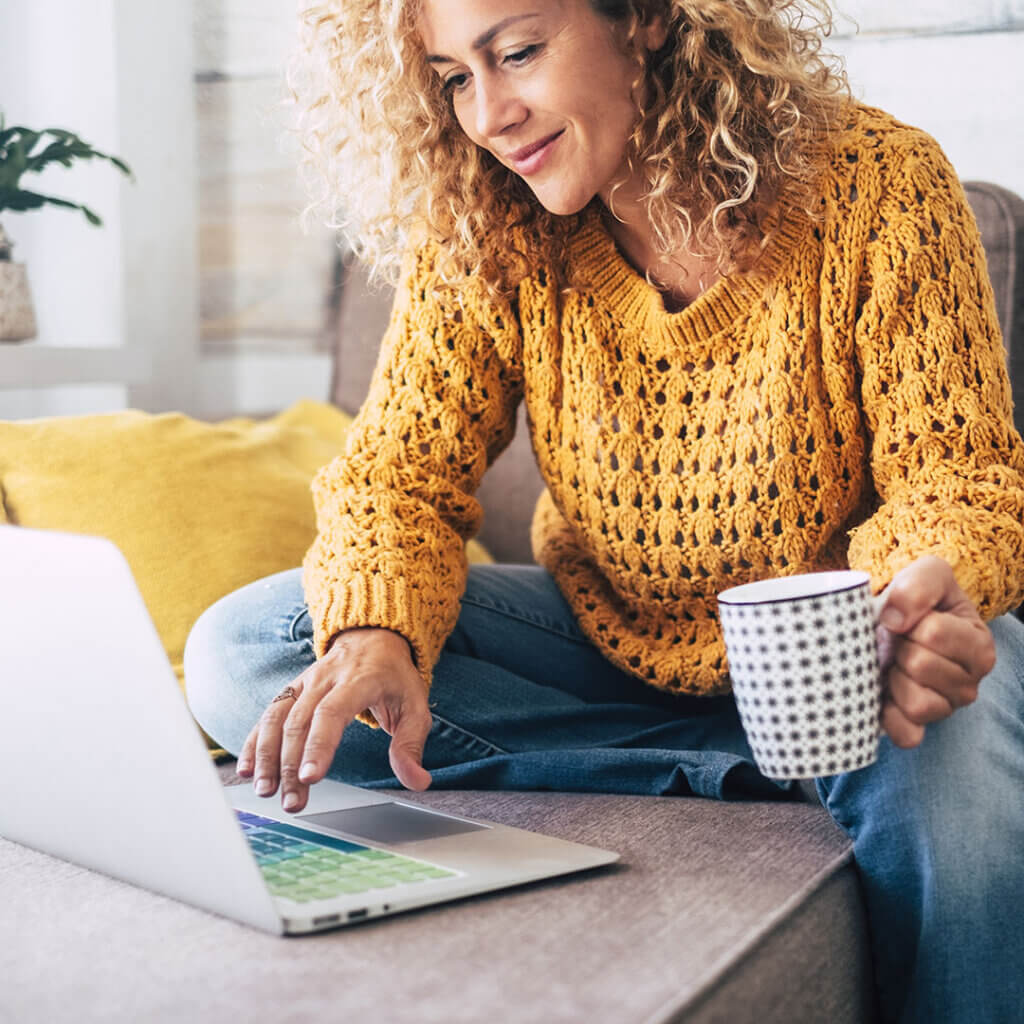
top-left (299, 802), bottom-right (487, 845)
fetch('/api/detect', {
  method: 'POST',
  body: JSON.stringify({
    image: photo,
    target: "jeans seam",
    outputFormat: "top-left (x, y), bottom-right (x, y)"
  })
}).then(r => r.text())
top-left (459, 593), bottom-right (588, 646)
top-left (430, 711), bottom-right (508, 757)
top-left (287, 606), bottom-right (311, 644)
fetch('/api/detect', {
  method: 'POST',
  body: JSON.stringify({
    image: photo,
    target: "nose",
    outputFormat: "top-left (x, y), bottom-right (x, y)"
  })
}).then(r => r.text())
top-left (474, 76), bottom-right (525, 140)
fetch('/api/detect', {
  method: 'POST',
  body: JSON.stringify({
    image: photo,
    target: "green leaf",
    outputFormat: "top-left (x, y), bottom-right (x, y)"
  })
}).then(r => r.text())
top-left (0, 189), bottom-right (47, 213)
top-left (0, 187), bottom-right (104, 224)
top-left (0, 147), bottom-right (29, 190)
top-left (24, 131), bottom-right (133, 182)
top-left (0, 119), bottom-right (131, 221)
top-left (1, 130), bottom-right (38, 161)
top-left (26, 139), bottom-right (74, 174)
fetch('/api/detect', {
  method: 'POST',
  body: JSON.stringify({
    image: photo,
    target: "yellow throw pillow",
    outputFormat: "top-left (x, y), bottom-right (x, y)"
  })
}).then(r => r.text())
top-left (0, 399), bottom-right (491, 752)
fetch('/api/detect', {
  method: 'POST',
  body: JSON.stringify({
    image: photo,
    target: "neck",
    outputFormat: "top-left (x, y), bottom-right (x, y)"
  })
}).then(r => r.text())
top-left (599, 177), bottom-right (656, 262)
top-left (599, 191), bottom-right (723, 311)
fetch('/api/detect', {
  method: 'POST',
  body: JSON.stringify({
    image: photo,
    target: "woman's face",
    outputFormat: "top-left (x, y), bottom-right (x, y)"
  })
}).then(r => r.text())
top-left (418, 0), bottom-right (665, 216)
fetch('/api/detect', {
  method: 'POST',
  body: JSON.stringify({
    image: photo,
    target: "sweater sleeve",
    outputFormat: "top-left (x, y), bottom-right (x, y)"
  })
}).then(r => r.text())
top-left (846, 130), bottom-right (1024, 617)
top-left (301, 241), bottom-right (524, 688)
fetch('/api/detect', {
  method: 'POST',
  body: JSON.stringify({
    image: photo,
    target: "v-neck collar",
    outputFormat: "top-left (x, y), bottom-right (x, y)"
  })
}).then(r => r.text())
top-left (565, 200), bottom-right (814, 349)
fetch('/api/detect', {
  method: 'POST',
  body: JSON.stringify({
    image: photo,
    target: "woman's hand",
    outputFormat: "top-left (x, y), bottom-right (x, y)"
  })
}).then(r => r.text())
top-left (875, 556), bottom-right (996, 748)
top-left (235, 626), bottom-right (433, 813)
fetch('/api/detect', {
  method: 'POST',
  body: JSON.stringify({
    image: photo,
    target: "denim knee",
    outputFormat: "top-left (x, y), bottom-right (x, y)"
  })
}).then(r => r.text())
top-left (826, 614), bottom-right (1023, 859)
top-left (183, 568), bottom-right (311, 755)
top-left (817, 613), bottom-right (1024, 1021)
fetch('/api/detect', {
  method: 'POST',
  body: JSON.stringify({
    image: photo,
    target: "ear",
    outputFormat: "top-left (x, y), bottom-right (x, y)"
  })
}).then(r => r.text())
top-left (639, 13), bottom-right (669, 52)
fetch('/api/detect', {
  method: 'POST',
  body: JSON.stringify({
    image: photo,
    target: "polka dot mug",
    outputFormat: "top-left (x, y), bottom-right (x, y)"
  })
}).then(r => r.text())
top-left (717, 570), bottom-right (885, 780)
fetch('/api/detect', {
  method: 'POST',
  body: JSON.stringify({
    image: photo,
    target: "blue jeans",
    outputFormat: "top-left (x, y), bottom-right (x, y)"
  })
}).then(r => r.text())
top-left (185, 564), bottom-right (1024, 1024)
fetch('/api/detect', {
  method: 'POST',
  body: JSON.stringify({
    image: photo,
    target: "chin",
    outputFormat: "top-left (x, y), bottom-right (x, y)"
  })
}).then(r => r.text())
top-left (528, 182), bottom-right (595, 218)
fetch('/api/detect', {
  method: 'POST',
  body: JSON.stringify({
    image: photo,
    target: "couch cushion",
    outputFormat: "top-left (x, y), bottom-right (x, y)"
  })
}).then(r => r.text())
top-left (0, 401), bottom-right (349, 749)
top-left (0, 780), bottom-right (873, 1024)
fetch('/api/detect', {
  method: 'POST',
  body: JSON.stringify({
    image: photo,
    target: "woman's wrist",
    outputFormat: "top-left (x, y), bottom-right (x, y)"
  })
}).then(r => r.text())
top-left (325, 625), bottom-right (415, 665)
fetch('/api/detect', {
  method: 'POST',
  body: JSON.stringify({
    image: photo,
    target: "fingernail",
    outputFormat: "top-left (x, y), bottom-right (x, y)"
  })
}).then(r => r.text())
top-left (283, 793), bottom-right (299, 812)
top-left (236, 758), bottom-right (251, 774)
top-left (299, 762), bottom-right (317, 782)
top-left (254, 777), bottom-right (272, 796)
top-left (880, 608), bottom-right (903, 630)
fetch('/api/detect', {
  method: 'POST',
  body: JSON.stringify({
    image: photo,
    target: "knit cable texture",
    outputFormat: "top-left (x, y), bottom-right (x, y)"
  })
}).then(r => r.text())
top-left (304, 104), bottom-right (1024, 705)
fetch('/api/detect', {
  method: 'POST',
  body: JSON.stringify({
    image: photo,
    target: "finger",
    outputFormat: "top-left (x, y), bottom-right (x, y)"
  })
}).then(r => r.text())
top-left (892, 626), bottom-right (970, 708)
top-left (252, 682), bottom-right (305, 797)
top-left (236, 722), bottom-right (260, 777)
top-left (877, 556), bottom-right (970, 636)
top-left (881, 696), bottom-right (926, 749)
top-left (904, 613), bottom-right (994, 694)
top-left (295, 691), bottom-right (360, 788)
top-left (388, 705), bottom-right (434, 791)
top-left (886, 663), bottom-right (955, 726)
top-left (279, 692), bottom-right (322, 813)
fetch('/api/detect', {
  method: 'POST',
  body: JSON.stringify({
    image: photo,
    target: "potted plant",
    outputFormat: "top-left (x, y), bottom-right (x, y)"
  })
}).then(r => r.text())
top-left (0, 115), bottom-right (132, 342)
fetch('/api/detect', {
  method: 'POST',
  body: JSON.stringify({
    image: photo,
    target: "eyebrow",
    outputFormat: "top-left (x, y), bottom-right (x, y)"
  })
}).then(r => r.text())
top-left (426, 13), bottom-right (541, 65)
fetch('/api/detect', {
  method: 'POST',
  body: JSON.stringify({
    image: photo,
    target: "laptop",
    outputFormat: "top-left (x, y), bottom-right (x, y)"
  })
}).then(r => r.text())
top-left (0, 525), bottom-right (618, 935)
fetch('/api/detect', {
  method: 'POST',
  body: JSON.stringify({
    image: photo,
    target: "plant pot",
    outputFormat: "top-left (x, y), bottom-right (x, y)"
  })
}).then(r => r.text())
top-left (0, 223), bottom-right (38, 342)
top-left (0, 259), bottom-right (38, 342)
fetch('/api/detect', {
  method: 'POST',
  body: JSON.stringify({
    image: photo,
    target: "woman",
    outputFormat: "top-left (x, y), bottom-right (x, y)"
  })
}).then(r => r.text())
top-left (185, 1), bottom-right (1024, 1020)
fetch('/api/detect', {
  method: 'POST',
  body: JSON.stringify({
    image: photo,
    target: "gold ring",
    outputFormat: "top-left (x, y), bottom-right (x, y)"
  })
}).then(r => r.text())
top-left (271, 685), bottom-right (299, 704)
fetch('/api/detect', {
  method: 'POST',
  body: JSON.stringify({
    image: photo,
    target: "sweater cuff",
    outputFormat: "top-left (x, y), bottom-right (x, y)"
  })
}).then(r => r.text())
top-left (847, 517), bottom-right (1021, 622)
top-left (304, 570), bottom-right (450, 724)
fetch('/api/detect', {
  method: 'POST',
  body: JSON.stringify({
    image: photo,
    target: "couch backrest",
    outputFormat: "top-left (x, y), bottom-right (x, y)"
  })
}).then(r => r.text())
top-left (331, 181), bottom-right (1024, 564)
top-left (964, 182), bottom-right (1024, 437)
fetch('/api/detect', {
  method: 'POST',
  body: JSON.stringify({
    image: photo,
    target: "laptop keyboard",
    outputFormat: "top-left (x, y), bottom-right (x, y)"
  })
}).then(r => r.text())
top-left (237, 811), bottom-right (458, 904)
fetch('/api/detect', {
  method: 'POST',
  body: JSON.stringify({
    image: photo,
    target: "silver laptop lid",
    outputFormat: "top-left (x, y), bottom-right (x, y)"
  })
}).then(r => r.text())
top-left (0, 526), bottom-right (282, 934)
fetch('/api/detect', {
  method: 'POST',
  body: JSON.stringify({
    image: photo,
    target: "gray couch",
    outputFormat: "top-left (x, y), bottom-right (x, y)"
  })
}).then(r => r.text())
top-left (2, 182), bottom-right (1021, 1024)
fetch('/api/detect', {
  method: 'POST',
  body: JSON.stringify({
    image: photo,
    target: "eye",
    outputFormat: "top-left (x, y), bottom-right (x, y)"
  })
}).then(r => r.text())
top-left (504, 43), bottom-right (540, 66)
top-left (442, 71), bottom-right (471, 95)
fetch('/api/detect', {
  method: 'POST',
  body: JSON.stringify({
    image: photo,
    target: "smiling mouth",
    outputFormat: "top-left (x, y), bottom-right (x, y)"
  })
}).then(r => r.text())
top-left (507, 130), bottom-right (564, 175)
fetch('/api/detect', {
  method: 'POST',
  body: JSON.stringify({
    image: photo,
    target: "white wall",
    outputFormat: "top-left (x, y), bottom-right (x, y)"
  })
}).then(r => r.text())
top-left (832, 1), bottom-right (1024, 198)
top-left (0, 0), bottom-right (126, 417)
top-left (0, 0), bottom-right (198, 418)
top-left (0, 0), bottom-right (122, 352)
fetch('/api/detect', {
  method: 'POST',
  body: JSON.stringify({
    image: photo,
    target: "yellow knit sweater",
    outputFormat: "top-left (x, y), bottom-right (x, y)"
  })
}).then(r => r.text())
top-left (303, 104), bottom-right (1024, 699)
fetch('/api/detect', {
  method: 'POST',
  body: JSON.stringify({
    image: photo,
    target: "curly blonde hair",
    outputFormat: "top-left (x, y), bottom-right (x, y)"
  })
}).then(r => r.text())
top-left (290, 0), bottom-right (849, 294)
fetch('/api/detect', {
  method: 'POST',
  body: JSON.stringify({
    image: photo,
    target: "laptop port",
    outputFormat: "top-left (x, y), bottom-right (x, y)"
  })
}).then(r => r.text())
top-left (347, 908), bottom-right (369, 921)
top-left (313, 913), bottom-right (341, 926)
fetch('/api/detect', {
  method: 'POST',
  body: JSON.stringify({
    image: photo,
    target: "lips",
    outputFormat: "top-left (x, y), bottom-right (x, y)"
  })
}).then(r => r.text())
top-left (507, 130), bottom-right (564, 176)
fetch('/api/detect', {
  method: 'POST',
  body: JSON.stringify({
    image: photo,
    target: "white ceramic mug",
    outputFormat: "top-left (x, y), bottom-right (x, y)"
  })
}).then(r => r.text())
top-left (717, 570), bottom-right (885, 780)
